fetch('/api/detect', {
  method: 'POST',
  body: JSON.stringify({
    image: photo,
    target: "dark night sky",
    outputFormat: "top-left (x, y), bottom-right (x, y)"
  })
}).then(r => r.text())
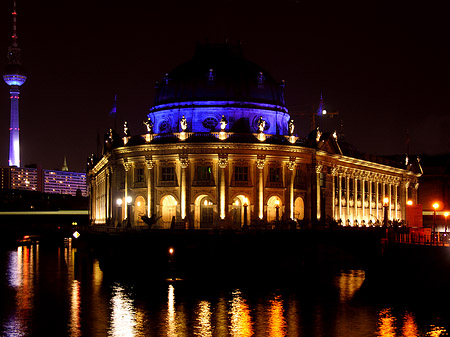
top-left (0, 0), bottom-right (449, 172)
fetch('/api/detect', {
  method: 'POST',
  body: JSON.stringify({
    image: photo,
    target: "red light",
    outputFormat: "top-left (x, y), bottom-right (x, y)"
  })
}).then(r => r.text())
top-left (23, 235), bottom-right (29, 239)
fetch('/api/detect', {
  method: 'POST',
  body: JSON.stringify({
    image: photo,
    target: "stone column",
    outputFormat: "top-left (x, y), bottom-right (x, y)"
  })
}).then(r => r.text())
top-left (287, 157), bottom-right (296, 220)
top-left (368, 178), bottom-right (372, 222)
top-left (218, 154), bottom-right (228, 220)
top-left (256, 155), bottom-right (266, 220)
top-left (354, 176), bottom-right (358, 223)
top-left (105, 170), bottom-right (110, 223)
top-left (387, 183), bottom-right (392, 220)
top-left (123, 160), bottom-right (131, 220)
top-left (346, 175), bottom-right (350, 222)
top-left (338, 174), bottom-right (342, 221)
top-left (316, 164), bottom-right (323, 221)
top-left (361, 176), bottom-right (365, 222)
top-left (376, 180), bottom-right (379, 220)
top-left (145, 156), bottom-right (154, 217)
top-left (179, 154), bottom-right (189, 220)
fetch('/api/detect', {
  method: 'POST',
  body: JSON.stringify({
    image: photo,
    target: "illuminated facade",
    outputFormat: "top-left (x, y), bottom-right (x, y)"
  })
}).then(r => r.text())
top-left (0, 166), bottom-right (88, 196)
top-left (3, 0), bottom-right (26, 167)
top-left (88, 44), bottom-right (421, 228)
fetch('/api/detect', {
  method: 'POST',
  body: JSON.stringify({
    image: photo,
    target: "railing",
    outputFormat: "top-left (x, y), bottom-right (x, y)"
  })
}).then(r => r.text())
top-left (389, 230), bottom-right (450, 247)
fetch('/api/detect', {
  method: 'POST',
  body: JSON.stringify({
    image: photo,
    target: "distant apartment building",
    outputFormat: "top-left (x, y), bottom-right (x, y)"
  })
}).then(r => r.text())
top-left (0, 166), bottom-right (87, 196)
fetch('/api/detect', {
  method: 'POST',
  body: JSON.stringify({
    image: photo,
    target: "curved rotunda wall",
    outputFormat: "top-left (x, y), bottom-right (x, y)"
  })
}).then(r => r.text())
top-left (148, 44), bottom-right (291, 135)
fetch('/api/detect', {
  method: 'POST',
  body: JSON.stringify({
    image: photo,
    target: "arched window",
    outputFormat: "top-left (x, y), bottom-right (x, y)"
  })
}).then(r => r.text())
top-left (161, 195), bottom-right (177, 227)
top-left (294, 197), bottom-right (305, 220)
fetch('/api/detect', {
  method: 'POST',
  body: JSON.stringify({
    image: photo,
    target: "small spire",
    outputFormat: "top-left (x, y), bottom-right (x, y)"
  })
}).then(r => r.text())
top-left (11, 0), bottom-right (18, 47)
top-left (62, 156), bottom-right (69, 171)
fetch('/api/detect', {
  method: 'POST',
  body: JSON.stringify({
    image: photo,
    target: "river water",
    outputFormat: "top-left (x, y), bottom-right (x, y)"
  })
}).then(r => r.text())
top-left (0, 238), bottom-right (449, 336)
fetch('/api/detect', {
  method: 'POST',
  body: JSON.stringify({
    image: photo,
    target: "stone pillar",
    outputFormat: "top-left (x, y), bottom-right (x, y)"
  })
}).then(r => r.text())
top-left (256, 155), bottom-right (266, 220)
top-left (218, 154), bottom-right (228, 220)
top-left (346, 175), bottom-right (350, 223)
top-left (361, 177), bottom-right (365, 222)
top-left (105, 170), bottom-right (110, 223)
top-left (376, 180), bottom-right (379, 220)
top-left (388, 182), bottom-right (392, 220)
top-left (123, 160), bottom-right (131, 220)
top-left (287, 157), bottom-right (296, 220)
top-left (354, 176), bottom-right (358, 223)
top-left (368, 178), bottom-right (372, 222)
top-left (179, 154), bottom-right (189, 220)
top-left (394, 183), bottom-right (398, 219)
top-left (145, 156), bottom-right (154, 217)
top-left (316, 164), bottom-right (323, 221)
top-left (338, 174), bottom-right (342, 221)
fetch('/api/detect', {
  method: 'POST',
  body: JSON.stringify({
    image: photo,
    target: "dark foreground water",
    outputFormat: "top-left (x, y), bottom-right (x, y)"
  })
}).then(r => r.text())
top-left (1, 238), bottom-right (449, 336)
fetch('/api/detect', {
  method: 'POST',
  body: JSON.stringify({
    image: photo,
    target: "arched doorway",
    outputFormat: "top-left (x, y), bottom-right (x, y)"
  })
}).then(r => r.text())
top-left (267, 196), bottom-right (282, 222)
top-left (294, 197), bottom-right (305, 220)
top-left (194, 195), bottom-right (215, 229)
top-left (200, 197), bottom-right (214, 228)
top-left (231, 195), bottom-right (248, 228)
top-left (134, 196), bottom-right (146, 226)
top-left (161, 195), bottom-right (177, 228)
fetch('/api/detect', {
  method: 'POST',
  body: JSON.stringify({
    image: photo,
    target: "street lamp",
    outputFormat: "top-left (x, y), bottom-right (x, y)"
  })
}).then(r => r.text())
top-left (444, 212), bottom-right (449, 233)
top-left (275, 199), bottom-right (280, 222)
top-left (383, 197), bottom-right (389, 227)
top-left (126, 196), bottom-right (132, 228)
top-left (116, 198), bottom-right (123, 227)
top-left (433, 202), bottom-right (439, 234)
top-left (243, 197), bottom-right (248, 230)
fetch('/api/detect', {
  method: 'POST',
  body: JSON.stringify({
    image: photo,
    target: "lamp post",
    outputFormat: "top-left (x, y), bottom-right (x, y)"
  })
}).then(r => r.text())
top-left (116, 198), bottom-right (123, 227)
top-left (243, 197), bottom-right (248, 230)
top-left (275, 199), bottom-right (280, 222)
top-left (383, 197), bottom-right (389, 227)
top-left (433, 202), bottom-right (439, 235)
top-left (444, 212), bottom-right (449, 233)
top-left (126, 196), bottom-right (132, 228)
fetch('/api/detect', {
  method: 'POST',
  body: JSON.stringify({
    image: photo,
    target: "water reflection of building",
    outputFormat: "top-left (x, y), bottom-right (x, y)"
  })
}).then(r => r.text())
top-left (88, 44), bottom-right (422, 228)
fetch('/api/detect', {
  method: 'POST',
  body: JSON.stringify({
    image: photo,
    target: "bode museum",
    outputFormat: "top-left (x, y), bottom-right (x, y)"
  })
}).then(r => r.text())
top-left (88, 44), bottom-right (422, 229)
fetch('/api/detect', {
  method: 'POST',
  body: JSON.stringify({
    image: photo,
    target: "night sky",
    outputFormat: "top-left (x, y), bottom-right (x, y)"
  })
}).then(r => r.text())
top-left (0, 0), bottom-right (448, 173)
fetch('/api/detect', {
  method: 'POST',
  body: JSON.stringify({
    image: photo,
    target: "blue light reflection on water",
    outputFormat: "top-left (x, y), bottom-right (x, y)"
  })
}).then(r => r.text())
top-left (0, 241), bottom-right (449, 336)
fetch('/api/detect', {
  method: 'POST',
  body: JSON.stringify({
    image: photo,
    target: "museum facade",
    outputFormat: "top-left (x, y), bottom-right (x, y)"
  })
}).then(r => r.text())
top-left (88, 44), bottom-right (421, 229)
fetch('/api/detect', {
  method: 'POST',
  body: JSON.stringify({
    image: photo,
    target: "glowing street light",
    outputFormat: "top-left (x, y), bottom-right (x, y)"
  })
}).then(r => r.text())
top-left (383, 197), bottom-right (389, 227)
top-left (406, 200), bottom-right (413, 206)
top-left (444, 212), bottom-right (449, 233)
top-left (433, 202), bottom-right (439, 234)
top-left (243, 197), bottom-right (248, 230)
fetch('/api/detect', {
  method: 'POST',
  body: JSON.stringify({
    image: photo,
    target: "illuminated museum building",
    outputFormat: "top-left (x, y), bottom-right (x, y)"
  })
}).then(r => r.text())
top-left (88, 44), bottom-right (422, 228)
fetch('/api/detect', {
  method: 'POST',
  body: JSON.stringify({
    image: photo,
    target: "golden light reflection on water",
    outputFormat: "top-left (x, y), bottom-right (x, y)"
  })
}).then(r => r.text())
top-left (70, 280), bottom-right (82, 337)
top-left (377, 308), bottom-right (396, 337)
top-left (4, 244), bottom-right (38, 336)
top-left (109, 284), bottom-right (137, 337)
top-left (194, 300), bottom-right (212, 336)
top-left (229, 290), bottom-right (253, 337)
top-left (337, 269), bottom-right (365, 302)
top-left (167, 284), bottom-right (177, 336)
top-left (427, 325), bottom-right (447, 336)
top-left (268, 295), bottom-right (286, 337)
top-left (402, 312), bottom-right (418, 337)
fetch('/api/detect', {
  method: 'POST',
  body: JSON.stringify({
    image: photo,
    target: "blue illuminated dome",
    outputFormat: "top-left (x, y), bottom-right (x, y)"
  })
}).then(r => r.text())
top-left (149, 43), bottom-right (290, 135)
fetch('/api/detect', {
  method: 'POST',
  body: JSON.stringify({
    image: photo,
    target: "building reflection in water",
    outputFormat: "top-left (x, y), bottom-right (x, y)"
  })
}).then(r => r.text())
top-left (4, 244), bottom-right (38, 336)
top-left (337, 269), bottom-right (365, 302)
top-left (229, 290), bottom-right (253, 337)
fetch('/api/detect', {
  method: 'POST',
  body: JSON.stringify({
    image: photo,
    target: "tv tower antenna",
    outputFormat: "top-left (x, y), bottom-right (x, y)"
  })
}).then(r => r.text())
top-left (3, 0), bottom-right (27, 167)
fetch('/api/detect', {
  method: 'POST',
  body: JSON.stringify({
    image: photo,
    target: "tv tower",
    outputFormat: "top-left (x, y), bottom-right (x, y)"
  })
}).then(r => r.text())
top-left (3, 0), bottom-right (26, 167)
